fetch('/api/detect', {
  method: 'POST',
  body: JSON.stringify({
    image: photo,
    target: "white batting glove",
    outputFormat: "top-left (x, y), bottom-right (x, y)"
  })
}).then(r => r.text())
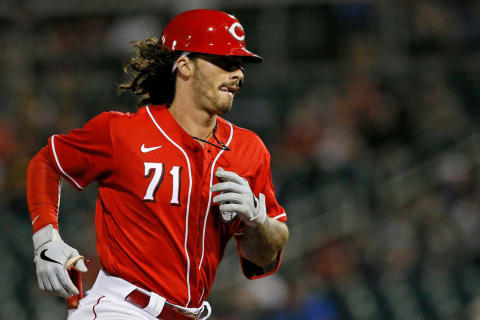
top-left (33, 224), bottom-right (88, 298)
top-left (212, 167), bottom-right (267, 228)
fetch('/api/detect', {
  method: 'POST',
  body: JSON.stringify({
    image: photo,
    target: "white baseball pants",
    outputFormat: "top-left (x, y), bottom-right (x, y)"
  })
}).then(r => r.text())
top-left (67, 269), bottom-right (211, 320)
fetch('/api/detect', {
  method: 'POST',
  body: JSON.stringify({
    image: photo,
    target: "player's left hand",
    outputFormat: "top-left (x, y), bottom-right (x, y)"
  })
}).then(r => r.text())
top-left (212, 167), bottom-right (266, 227)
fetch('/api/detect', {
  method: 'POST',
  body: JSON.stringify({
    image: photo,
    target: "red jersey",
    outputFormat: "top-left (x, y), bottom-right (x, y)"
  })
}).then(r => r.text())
top-left (46, 105), bottom-right (287, 308)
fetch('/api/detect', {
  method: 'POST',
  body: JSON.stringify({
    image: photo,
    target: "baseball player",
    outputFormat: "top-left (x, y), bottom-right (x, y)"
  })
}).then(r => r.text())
top-left (27, 9), bottom-right (289, 319)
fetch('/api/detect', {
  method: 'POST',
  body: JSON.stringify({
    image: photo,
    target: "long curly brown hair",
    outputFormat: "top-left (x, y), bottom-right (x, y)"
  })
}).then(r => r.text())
top-left (119, 37), bottom-right (182, 107)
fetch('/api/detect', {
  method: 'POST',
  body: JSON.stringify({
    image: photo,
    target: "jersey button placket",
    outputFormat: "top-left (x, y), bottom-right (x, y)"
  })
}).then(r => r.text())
top-left (194, 147), bottom-right (213, 280)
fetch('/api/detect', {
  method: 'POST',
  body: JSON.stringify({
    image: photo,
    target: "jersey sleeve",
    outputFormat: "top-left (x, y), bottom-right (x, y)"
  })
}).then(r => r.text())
top-left (253, 147), bottom-right (287, 222)
top-left (235, 136), bottom-right (287, 279)
top-left (47, 112), bottom-right (115, 190)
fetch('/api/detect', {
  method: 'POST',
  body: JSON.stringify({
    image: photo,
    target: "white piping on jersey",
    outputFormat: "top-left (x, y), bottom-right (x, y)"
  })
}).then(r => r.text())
top-left (146, 106), bottom-right (194, 307)
top-left (57, 178), bottom-right (63, 221)
top-left (51, 135), bottom-right (84, 190)
top-left (198, 122), bottom-right (234, 271)
top-left (272, 213), bottom-right (287, 220)
top-left (198, 287), bottom-right (205, 305)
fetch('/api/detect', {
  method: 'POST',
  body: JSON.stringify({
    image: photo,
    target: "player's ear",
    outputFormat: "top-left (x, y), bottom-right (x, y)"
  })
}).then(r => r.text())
top-left (176, 55), bottom-right (194, 78)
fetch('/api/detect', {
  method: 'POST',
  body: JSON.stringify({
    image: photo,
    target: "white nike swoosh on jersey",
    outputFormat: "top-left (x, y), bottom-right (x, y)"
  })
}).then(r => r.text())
top-left (32, 215), bottom-right (40, 225)
top-left (141, 144), bottom-right (163, 153)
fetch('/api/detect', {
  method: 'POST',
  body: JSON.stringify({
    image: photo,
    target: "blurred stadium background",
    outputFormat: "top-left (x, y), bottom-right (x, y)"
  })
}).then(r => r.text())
top-left (1, 0), bottom-right (480, 319)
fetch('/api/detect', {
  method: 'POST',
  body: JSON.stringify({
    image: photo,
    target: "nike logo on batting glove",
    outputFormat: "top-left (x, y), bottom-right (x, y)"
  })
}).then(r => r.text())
top-left (40, 249), bottom-right (62, 265)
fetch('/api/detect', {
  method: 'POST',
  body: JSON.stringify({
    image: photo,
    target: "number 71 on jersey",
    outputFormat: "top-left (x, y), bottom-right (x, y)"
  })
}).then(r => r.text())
top-left (143, 162), bottom-right (182, 205)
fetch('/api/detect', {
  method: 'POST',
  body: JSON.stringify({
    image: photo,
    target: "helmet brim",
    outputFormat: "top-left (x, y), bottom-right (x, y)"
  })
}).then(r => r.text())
top-left (184, 48), bottom-right (263, 63)
top-left (229, 54), bottom-right (263, 63)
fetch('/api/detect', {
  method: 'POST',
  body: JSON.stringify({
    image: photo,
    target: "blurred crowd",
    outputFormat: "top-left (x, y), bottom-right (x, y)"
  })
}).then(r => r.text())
top-left (1, 1), bottom-right (480, 319)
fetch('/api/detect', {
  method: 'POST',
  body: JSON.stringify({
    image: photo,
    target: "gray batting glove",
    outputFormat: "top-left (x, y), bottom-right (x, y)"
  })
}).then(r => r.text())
top-left (33, 224), bottom-right (88, 298)
top-left (212, 167), bottom-right (267, 228)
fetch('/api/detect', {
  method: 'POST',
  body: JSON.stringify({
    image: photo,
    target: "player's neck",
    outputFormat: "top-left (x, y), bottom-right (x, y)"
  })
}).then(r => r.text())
top-left (169, 99), bottom-right (216, 144)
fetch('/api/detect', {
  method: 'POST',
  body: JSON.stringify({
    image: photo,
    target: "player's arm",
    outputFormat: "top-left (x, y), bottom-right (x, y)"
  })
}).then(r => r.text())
top-left (27, 146), bottom-right (88, 298)
top-left (236, 215), bottom-right (288, 267)
top-left (212, 168), bottom-right (289, 267)
top-left (28, 112), bottom-right (113, 298)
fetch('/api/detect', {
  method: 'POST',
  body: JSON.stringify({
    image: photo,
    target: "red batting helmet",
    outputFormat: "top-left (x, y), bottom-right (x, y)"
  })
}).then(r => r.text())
top-left (161, 9), bottom-right (263, 63)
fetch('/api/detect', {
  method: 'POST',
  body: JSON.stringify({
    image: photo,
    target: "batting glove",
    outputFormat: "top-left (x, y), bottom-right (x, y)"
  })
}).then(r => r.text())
top-left (212, 167), bottom-right (267, 228)
top-left (33, 224), bottom-right (88, 298)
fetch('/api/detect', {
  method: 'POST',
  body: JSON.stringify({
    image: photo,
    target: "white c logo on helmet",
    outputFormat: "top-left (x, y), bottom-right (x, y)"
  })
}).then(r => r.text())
top-left (228, 22), bottom-right (245, 41)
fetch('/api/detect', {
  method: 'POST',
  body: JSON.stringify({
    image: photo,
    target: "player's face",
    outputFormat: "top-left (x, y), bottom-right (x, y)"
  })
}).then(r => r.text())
top-left (191, 55), bottom-right (244, 115)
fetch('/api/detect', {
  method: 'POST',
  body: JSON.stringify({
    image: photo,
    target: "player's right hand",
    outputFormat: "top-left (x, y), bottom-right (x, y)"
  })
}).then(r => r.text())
top-left (33, 224), bottom-right (88, 298)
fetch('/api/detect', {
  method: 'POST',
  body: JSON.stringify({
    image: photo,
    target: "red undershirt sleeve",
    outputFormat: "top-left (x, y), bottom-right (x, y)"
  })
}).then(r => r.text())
top-left (27, 146), bottom-right (62, 233)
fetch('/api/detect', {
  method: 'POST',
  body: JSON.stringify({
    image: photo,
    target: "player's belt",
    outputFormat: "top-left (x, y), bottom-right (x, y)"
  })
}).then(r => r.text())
top-left (92, 270), bottom-right (210, 319)
top-left (126, 289), bottom-right (199, 320)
